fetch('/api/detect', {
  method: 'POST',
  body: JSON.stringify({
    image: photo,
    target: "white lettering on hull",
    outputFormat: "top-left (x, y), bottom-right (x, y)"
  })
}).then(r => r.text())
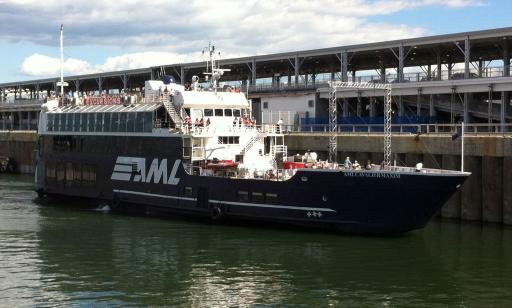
top-left (111, 156), bottom-right (181, 185)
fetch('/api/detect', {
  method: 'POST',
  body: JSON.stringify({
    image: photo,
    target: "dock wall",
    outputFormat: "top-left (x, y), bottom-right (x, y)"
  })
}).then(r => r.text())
top-left (0, 131), bottom-right (37, 174)
top-left (285, 133), bottom-right (512, 225)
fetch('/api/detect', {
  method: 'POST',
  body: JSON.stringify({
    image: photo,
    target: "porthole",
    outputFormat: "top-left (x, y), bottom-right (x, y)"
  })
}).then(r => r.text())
top-left (301, 176), bottom-right (308, 182)
top-left (322, 195), bottom-right (328, 202)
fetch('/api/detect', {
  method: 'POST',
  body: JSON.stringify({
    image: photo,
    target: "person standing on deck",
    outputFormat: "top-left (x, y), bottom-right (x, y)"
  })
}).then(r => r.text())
top-left (344, 157), bottom-right (352, 170)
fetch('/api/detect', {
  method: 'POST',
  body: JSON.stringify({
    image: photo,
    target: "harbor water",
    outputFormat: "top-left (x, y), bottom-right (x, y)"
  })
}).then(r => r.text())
top-left (1, 175), bottom-right (511, 307)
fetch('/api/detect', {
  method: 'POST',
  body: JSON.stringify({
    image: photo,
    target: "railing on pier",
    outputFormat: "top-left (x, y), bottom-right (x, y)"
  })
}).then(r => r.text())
top-left (283, 123), bottom-right (512, 135)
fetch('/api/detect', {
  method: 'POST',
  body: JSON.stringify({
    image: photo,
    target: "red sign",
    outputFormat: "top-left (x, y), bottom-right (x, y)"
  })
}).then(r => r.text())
top-left (84, 96), bottom-right (122, 105)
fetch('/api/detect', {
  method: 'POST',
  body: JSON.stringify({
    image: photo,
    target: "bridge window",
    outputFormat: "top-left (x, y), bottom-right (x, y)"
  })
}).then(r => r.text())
top-left (65, 113), bottom-right (73, 131)
top-left (224, 109), bottom-right (232, 116)
top-left (214, 109), bottom-right (223, 116)
top-left (204, 109), bottom-right (213, 117)
top-left (218, 136), bottom-right (239, 144)
top-left (191, 109), bottom-right (203, 119)
top-left (233, 109), bottom-right (241, 117)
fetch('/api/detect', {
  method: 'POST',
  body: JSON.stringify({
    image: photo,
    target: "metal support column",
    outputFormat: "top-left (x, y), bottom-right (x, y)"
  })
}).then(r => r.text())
top-left (369, 97), bottom-right (376, 118)
top-left (450, 87), bottom-right (456, 124)
top-left (380, 64), bottom-right (386, 83)
top-left (416, 88), bottom-right (422, 117)
top-left (328, 85), bottom-right (337, 163)
top-left (27, 111), bottom-right (31, 130)
top-left (398, 96), bottom-right (404, 117)
top-left (429, 94), bottom-right (435, 118)
top-left (478, 60), bottom-right (483, 77)
top-left (448, 63), bottom-right (453, 80)
top-left (464, 92), bottom-right (470, 123)
top-left (352, 71), bottom-right (356, 82)
top-left (18, 111), bottom-right (22, 130)
top-left (464, 36), bottom-right (470, 79)
top-left (342, 98), bottom-right (348, 117)
top-left (96, 76), bottom-right (103, 95)
top-left (501, 92), bottom-right (506, 132)
top-left (398, 44), bottom-right (404, 82)
top-left (437, 51), bottom-right (442, 80)
top-left (180, 67), bottom-right (185, 85)
top-left (357, 92), bottom-right (362, 116)
top-left (504, 40), bottom-right (510, 77)
top-left (251, 59), bottom-right (257, 86)
top-left (488, 85), bottom-right (493, 126)
top-left (341, 50), bottom-right (348, 82)
top-left (294, 55), bottom-right (300, 85)
top-left (121, 75), bottom-right (127, 92)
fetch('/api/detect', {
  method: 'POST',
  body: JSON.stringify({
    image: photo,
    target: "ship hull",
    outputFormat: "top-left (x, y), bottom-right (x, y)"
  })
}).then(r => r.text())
top-left (35, 135), bottom-right (468, 234)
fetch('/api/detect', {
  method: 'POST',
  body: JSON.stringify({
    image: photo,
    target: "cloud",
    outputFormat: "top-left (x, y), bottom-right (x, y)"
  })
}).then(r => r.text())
top-left (4, 0), bottom-right (481, 77)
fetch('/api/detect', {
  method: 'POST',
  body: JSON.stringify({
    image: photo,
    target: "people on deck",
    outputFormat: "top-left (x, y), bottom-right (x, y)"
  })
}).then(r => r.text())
top-left (365, 160), bottom-right (373, 170)
top-left (344, 157), bottom-right (352, 169)
top-left (353, 160), bottom-right (361, 170)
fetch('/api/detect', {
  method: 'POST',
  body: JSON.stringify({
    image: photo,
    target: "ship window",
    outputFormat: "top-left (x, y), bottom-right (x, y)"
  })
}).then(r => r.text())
top-left (308, 100), bottom-right (314, 108)
top-left (263, 102), bottom-right (268, 109)
top-left (237, 191), bottom-right (249, 202)
top-left (95, 113), bottom-right (104, 132)
top-left (56, 163), bottom-right (65, 182)
top-left (73, 113), bottom-right (80, 132)
top-left (143, 112), bottom-right (153, 132)
top-left (65, 163), bottom-right (73, 187)
top-left (56, 113), bottom-right (62, 131)
top-left (135, 113), bottom-right (143, 132)
top-left (233, 109), bottom-right (241, 117)
top-left (204, 109), bottom-right (213, 117)
top-left (224, 109), bottom-right (233, 116)
top-left (214, 109), bottom-right (223, 116)
top-left (80, 113), bottom-right (87, 132)
top-left (111, 113), bottom-right (119, 132)
top-left (47, 114), bottom-right (54, 131)
top-left (266, 193), bottom-right (278, 204)
top-left (73, 164), bottom-right (82, 184)
top-left (127, 112), bottom-right (135, 132)
top-left (119, 113), bottom-right (127, 132)
top-left (251, 192), bottom-right (264, 203)
top-left (88, 113), bottom-right (95, 132)
top-left (82, 164), bottom-right (96, 187)
top-left (46, 162), bottom-right (56, 183)
top-left (234, 136), bottom-right (239, 144)
top-left (65, 113), bottom-right (73, 131)
top-left (184, 186), bottom-right (194, 197)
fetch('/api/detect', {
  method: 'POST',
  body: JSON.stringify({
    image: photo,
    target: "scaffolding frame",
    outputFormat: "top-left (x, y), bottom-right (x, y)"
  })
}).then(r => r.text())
top-left (328, 82), bottom-right (393, 167)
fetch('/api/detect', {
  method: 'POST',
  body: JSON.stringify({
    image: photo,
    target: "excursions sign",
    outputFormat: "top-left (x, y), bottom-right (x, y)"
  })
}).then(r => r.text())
top-left (84, 96), bottom-right (122, 105)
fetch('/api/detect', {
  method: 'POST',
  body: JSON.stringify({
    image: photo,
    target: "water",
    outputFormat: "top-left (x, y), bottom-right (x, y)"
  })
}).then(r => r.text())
top-left (1, 175), bottom-right (511, 307)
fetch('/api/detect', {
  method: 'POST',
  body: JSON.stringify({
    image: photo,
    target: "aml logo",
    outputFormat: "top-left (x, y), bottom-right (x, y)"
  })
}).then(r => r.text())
top-left (111, 156), bottom-right (181, 185)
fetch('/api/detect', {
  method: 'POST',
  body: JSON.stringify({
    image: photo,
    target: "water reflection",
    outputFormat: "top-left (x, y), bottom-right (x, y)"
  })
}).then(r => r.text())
top-left (1, 174), bottom-right (512, 307)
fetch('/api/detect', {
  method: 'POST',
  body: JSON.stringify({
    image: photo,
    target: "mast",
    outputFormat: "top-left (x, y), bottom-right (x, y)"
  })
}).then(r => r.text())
top-left (57, 24), bottom-right (68, 104)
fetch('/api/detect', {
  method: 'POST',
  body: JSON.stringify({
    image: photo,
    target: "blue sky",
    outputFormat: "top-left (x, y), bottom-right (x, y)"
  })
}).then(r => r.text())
top-left (0, 0), bottom-right (509, 83)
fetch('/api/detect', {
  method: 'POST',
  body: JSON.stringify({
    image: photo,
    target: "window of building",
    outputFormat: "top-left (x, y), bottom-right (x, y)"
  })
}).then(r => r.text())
top-left (308, 100), bottom-right (314, 108)
top-left (204, 109), bottom-right (214, 117)
top-left (237, 191), bottom-right (249, 202)
top-left (214, 109), bottom-right (224, 116)
top-left (263, 102), bottom-right (269, 109)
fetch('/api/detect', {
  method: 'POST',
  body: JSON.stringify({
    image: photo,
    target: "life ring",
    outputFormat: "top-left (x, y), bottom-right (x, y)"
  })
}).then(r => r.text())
top-left (210, 205), bottom-right (223, 220)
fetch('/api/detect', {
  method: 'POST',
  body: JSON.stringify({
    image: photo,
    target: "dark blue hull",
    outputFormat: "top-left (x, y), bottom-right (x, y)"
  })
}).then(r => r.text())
top-left (35, 135), bottom-right (468, 234)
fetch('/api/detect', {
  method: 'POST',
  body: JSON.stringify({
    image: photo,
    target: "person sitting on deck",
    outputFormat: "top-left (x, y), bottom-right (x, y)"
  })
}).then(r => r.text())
top-left (353, 160), bottom-right (361, 170)
top-left (195, 118), bottom-right (200, 127)
top-left (365, 160), bottom-right (373, 170)
top-left (344, 157), bottom-right (352, 169)
top-left (199, 117), bottom-right (204, 127)
top-left (206, 118), bottom-right (211, 126)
